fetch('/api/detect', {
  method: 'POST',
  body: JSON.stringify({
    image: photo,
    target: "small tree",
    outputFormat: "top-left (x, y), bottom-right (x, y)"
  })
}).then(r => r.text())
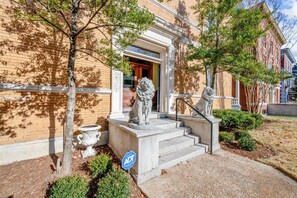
top-left (187, 0), bottom-right (265, 89)
top-left (237, 61), bottom-right (288, 113)
top-left (12, 0), bottom-right (154, 176)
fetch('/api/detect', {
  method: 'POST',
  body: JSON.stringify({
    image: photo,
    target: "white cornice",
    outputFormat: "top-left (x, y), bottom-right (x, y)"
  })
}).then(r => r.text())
top-left (149, 0), bottom-right (198, 30)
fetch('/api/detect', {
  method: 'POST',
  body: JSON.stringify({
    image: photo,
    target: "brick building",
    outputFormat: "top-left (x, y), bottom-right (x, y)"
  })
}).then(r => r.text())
top-left (0, 0), bottom-right (235, 164)
top-left (232, 2), bottom-right (286, 113)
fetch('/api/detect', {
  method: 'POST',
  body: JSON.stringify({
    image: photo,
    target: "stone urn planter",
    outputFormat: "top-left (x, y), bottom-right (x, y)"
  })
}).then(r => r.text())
top-left (77, 125), bottom-right (101, 158)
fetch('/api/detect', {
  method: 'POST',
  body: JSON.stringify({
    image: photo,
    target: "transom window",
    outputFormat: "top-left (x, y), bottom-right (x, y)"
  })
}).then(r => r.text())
top-left (126, 45), bottom-right (160, 59)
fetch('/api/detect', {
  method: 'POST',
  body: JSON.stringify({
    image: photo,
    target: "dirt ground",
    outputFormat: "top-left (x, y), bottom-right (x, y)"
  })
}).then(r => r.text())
top-left (139, 150), bottom-right (297, 198)
top-left (0, 146), bottom-right (145, 198)
top-left (249, 116), bottom-right (297, 181)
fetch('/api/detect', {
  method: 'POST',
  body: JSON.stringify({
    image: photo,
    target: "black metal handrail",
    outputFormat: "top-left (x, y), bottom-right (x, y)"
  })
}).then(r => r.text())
top-left (175, 98), bottom-right (213, 154)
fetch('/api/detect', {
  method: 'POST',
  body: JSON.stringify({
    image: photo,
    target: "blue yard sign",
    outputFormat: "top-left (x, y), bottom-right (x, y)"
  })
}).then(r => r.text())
top-left (121, 151), bottom-right (136, 170)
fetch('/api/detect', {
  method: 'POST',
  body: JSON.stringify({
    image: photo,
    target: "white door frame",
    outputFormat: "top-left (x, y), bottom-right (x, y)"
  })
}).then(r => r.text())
top-left (109, 26), bottom-right (178, 118)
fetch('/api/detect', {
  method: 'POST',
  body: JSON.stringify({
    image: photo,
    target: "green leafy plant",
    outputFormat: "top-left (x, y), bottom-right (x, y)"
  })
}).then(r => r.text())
top-left (251, 113), bottom-right (263, 128)
top-left (238, 137), bottom-right (257, 151)
top-left (88, 154), bottom-right (113, 179)
top-left (49, 175), bottom-right (89, 198)
top-left (234, 130), bottom-right (251, 140)
top-left (219, 132), bottom-right (235, 143)
top-left (213, 110), bottom-right (259, 130)
top-left (96, 169), bottom-right (130, 198)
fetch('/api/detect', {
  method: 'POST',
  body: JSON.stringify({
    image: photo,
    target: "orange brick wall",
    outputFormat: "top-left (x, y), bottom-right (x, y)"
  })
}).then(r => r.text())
top-left (0, 1), bottom-right (111, 145)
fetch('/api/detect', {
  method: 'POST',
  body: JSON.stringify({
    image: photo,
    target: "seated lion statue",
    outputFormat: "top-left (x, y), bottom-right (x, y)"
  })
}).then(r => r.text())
top-left (193, 86), bottom-right (215, 117)
top-left (129, 77), bottom-right (155, 126)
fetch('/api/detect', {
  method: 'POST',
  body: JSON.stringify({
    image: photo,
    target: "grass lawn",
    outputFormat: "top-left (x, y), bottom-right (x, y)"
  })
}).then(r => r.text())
top-left (250, 116), bottom-right (297, 180)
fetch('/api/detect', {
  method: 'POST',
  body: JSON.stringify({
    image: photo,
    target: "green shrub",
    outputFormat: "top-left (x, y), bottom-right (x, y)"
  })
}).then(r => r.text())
top-left (88, 153), bottom-right (113, 179)
top-left (213, 110), bottom-right (258, 130)
top-left (234, 130), bottom-right (251, 140)
top-left (251, 113), bottom-right (263, 128)
top-left (49, 175), bottom-right (89, 198)
top-left (96, 169), bottom-right (130, 198)
top-left (238, 137), bottom-right (257, 151)
top-left (219, 132), bottom-right (235, 142)
top-left (238, 113), bottom-right (255, 130)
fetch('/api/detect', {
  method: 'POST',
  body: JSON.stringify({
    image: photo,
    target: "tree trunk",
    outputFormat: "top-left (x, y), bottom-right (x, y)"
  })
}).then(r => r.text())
top-left (59, 1), bottom-right (79, 176)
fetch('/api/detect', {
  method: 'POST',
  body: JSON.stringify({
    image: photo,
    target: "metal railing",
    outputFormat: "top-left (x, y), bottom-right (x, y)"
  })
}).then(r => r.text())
top-left (175, 98), bottom-right (214, 154)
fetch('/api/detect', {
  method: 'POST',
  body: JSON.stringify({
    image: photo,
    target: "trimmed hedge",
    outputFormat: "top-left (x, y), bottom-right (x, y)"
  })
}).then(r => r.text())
top-left (213, 110), bottom-right (263, 131)
top-left (234, 130), bottom-right (251, 140)
top-left (219, 132), bottom-right (235, 143)
top-left (96, 169), bottom-right (130, 198)
top-left (238, 137), bottom-right (257, 151)
top-left (49, 175), bottom-right (89, 198)
top-left (88, 153), bottom-right (113, 179)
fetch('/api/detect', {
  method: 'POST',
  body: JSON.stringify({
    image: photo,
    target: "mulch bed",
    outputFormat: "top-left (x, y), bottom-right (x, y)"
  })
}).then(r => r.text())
top-left (220, 141), bottom-right (276, 160)
top-left (0, 145), bottom-right (146, 198)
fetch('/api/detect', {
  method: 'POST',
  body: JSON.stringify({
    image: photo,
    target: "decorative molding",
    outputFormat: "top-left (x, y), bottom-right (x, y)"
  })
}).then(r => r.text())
top-left (149, 0), bottom-right (199, 29)
top-left (174, 93), bottom-right (234, 99)
top-left (0, 83), bottom-right (112, 95)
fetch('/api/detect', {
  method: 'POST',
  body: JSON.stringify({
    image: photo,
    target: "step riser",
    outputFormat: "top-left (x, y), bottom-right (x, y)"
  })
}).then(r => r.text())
top-left (156, 122), bottom-right (184, 129)
top-left (158, 129), bottom-right (191, 142)
top-left (159, 148), bottom-right (206, 170)
top-left (159, 138), bottom-right (199, 156)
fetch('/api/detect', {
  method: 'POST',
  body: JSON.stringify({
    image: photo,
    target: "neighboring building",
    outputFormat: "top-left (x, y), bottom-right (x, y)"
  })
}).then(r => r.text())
top-left (0, 0), bottom-right (233, 164)
top-left (288, 63), bottom-right (297, 102)
top-left (281, 48), bottom-right (296, 103)
top-left (232, 2), bottom-right (286, 113)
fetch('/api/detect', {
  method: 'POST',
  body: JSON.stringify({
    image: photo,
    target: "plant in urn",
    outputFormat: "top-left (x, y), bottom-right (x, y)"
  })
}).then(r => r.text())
top-left (77, 125), bottom-right (101, 158)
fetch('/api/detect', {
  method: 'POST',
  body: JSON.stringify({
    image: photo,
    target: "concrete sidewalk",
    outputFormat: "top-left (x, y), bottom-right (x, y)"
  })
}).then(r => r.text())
top-left (139, 150), bottom-right (297, 198)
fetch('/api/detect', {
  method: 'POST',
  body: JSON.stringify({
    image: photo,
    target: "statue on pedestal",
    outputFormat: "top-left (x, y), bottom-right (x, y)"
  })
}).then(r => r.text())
top-left (193, 86), bottom-right (215, 118)
top-left (128, 77), bottom-right (155, 129)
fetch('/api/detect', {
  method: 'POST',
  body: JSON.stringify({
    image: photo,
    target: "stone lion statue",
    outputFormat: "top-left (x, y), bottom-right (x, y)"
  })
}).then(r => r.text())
top-left (193, 86), bottom-right (215, 117)
top-left (128, 77), bottom-right (155, 128)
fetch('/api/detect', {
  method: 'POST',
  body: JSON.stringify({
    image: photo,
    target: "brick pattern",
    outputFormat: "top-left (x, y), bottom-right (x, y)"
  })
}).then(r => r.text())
top-left (0, 2), bottom-right (111, 145)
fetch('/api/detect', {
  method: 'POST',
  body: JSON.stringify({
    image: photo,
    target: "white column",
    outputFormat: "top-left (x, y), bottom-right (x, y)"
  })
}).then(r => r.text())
top-left (232, 80), bottom-right (241, 110)
top-left (272, 88), bottom-right (275, 103)
top-left (109, 70), bottom-right (125, 118)
top-left (167, 45), bottom-right (176, 114)
top-left (236, 80), bottom-right (240, 102)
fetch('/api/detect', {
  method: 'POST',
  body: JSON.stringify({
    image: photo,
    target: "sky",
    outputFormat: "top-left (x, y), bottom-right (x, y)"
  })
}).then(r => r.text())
top-left (279, 0), bottom-right (297, 60)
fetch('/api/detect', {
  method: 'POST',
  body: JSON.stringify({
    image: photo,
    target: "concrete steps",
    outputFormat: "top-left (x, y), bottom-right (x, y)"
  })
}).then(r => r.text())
top-left (159, 135), bottom-right (200, 156)
top-left (154, 117), bottom-right (208, 170)
top-left (158, 144), bottom-right (208, 169)
top-left (158, 127), bottom-right (191, 141)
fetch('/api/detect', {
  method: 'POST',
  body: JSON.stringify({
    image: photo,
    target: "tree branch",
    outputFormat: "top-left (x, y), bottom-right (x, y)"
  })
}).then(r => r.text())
top-left (12, 0), bottom-right (69, 37)
top-left (77, 0), bottom-right (109, 36)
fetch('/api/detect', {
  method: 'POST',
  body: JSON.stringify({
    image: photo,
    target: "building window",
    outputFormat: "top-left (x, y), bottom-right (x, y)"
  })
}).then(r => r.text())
top-left (126, 45), bottom-right (160, 59)
top-left (270, 40), bottom-right (273, 56)
top-left (268, 62), bottom-right (273, 69)
top-left (261, 35), bottom-right (266, 48)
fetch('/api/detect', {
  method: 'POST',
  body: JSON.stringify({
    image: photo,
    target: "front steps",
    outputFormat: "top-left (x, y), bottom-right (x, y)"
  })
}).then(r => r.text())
top-left (152, 117), bottom-right (208, 170)
top-left (122, 113), bottom-right (209, 171)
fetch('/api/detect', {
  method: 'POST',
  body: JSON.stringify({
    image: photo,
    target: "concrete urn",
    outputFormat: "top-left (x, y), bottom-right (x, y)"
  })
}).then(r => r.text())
top-left (77, 125), bottom-right (101, 158)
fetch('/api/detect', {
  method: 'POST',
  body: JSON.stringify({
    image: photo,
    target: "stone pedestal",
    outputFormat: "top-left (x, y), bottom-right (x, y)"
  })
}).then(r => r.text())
top-left (108, 119), bottom-right (162, 184)
top-left (178, 116), bottom-right (221, 152)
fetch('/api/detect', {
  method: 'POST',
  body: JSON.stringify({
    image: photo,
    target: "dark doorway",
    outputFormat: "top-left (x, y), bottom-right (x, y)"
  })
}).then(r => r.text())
top-left (123, 57), bottom-right (160, 112)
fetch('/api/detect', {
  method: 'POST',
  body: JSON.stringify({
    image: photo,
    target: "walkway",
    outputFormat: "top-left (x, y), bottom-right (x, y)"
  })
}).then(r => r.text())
top-left (139, 150), bottom-right (297, 198)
